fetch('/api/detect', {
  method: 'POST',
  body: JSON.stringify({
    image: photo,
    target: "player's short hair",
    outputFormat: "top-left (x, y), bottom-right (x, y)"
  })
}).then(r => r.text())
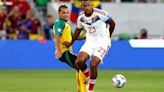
top-left (58, 5), bottom-right (68, 13)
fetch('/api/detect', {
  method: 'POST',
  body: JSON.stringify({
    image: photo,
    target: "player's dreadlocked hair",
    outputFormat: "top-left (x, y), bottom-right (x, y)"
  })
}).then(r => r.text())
top-left (58, 5), bottom-right (68, 13)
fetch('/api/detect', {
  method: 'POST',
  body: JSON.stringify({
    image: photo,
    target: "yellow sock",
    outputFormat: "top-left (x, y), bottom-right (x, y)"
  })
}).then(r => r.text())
top-left (79, 70), bottom-right (86, 92)
top-left (76, 71), bottom-right (80, 92)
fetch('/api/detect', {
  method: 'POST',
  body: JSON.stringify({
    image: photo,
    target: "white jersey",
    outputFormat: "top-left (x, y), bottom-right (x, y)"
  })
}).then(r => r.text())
top-left (77, 8), bottom-right (112, 62)
top-left (77, 8), bottom-right (111, 44)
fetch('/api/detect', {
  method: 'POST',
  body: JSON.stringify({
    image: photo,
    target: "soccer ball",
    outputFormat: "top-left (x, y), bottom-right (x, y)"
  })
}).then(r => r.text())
top-left (112, 74), bottom-right (126, 88)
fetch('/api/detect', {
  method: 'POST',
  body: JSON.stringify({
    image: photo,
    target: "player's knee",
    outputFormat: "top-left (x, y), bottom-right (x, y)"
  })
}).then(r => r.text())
top-left (75, 59), bottom-right (82, 68)
top-left (76, 57), bottom-right (86, 64)
top-left (90, 57), bottom-right (100, 69)
top-left (76, 52), bottom-right (89, 64)
top-left (90, 61), bottom-right (99, 69)
top-left (75, 58), bottom-right (85, 69)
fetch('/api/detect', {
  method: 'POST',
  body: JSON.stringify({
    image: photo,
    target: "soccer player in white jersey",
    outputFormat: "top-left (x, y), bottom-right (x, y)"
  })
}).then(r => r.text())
top-left (65, 0), bottom-right (115, 92)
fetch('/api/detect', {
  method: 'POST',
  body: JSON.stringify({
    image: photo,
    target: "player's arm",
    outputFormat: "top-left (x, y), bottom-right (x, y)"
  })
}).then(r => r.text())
top-left (77, 30), bottom-right (86, 40)
top-left (71, 16), bottom-right (83, 44)
top-left (100, 10), bottom-right (115, 37)
top-left (53, 21), bottom-right (64, 58)
top-left (54, 34), bottom-right (61, 51)
top-left (63, 28), bottom-right (82, 48)
top-left (106, 18), bottom-right (115, 37)
top-left (71, 28), bottom-right (82, 44)
top-left (64, 17), bottom-right (83, 48)
top-left (53, 33), bottom-right (62, 59)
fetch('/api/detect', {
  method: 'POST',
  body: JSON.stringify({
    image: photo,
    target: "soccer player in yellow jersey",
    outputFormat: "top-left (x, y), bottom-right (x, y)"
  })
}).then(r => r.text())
top-left (53, 5), bottom-right (86, 92)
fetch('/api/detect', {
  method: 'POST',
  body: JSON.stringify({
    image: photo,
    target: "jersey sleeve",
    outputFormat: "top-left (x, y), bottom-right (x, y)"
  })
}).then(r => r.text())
top-left (76, 16), bottom-right (83, 29)
top-left (53, 20), bottom-right (65, 35)
top-left (100, 10), bottom-right (112, 23)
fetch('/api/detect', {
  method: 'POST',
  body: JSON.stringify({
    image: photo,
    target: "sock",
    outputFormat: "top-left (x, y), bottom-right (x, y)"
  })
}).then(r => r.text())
top-left (83, 68), bottom-right (90, 80)
top-left (79, 70), bottom-right (87, 92)
top-left (88, 79), bottom-right (96, 91)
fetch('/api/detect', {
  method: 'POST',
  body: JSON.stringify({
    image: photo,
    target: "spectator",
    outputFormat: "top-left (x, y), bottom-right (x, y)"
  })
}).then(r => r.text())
top-left (4, 17), bottom-right (12, 39)
top-left (160, 36), bottom-right (164, 39)
top-left (10, 0), bottom-right (30, 16)
top-left (8, 6), bottom-right (21, 39)
top-left (0, 6), bottom-right (7, 40)
top-left (43, 15), bottom-right (54, 40)
top-left (26, 9), bottom-right (42, 40)
top-left (137, 28), bottom-right (148, 39)
top-left (3, 0), bottom-right (13, 13)
top-left (17, 15), bottom-right (31, 39)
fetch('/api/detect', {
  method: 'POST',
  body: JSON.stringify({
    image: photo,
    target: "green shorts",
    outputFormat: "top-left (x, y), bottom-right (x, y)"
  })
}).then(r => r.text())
top-left (59, 50), bottom-right (78, 70)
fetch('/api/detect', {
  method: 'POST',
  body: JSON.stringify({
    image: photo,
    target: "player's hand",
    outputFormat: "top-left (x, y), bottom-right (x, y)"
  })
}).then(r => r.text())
top-left (63, 41), bottom-right (72, 48)
top-left (55, 50), bottom-right (62, 59)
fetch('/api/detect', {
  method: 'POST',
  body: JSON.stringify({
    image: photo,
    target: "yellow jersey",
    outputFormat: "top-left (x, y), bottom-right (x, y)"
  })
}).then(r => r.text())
top-left (53, 18), bottom-right (73, 53)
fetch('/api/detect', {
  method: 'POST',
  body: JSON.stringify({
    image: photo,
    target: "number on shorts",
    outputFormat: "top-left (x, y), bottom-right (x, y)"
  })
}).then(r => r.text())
top-left (98, 47), bottom-right (106, 57)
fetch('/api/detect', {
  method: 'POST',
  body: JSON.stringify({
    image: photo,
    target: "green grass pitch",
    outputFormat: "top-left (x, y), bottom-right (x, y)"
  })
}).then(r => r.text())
top-left (0, 70), bottom-right (164, 92)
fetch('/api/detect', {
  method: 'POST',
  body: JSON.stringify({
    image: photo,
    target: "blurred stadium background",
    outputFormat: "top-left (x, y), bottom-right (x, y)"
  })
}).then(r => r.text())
top-left (0, 0), bottom-right (164, 92)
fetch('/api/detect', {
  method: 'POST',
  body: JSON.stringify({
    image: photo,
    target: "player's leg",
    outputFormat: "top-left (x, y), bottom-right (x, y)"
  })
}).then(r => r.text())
top-left (67, 51), bottom-right (87, 92)
top-left (58, 51), bottom-right (80, 92)
top-left (64, 51), bottom-right (85, 92)
top-left (87, 44), bottom-right (110, 92)
top-left (87, 56), bottom-right (101, 92)
top-left (75, 51), bottom-right (90, 81)
top-left (76, 71), bottom-right (81, 92)
top-left (59, 51), bottom-right (86, 92)
top-left (75, 52), bottom-right (89, 70)
top-left (59, 50), bottom-right (78, 70)
top-left (76, 41), bottom-right (93, 83)
top-left (78, 70), bottom-right (86, 92)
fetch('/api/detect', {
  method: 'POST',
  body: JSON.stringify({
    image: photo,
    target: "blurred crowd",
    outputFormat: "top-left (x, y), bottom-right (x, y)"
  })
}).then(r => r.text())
top-left (0, 0), bottom-right (49, 40)
top-left (0, 0), bottom-right (163, 40)
top-left (118, 28), bottom-right (164, 40)
top-left (57, 0), bottom-right (164, 3)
